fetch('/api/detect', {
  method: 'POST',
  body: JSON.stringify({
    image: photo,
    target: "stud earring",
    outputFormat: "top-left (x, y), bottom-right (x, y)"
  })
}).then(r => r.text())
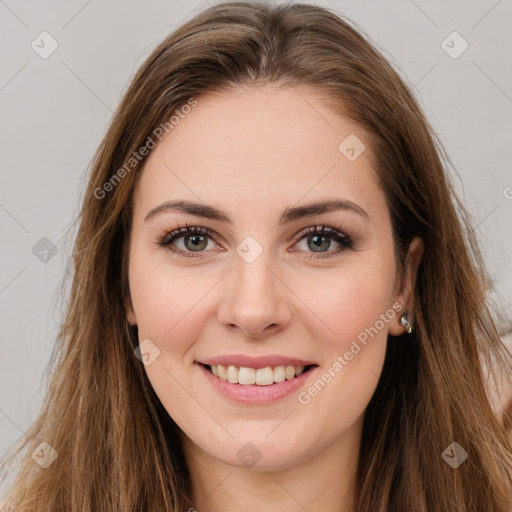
top-left (400, 310), bottom-right (414, 334)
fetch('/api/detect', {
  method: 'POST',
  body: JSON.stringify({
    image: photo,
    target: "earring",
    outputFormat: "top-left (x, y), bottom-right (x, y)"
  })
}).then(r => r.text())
top-left (400, 310), bottom-right (414, 334)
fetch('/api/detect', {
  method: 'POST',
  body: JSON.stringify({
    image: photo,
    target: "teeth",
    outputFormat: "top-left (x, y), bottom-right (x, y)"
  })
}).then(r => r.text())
top-left (218, 364), bottom-right (228, 381)
top-left (239, 366), bottom-right (256, 385)
top-left (273, 366), bottom-right (285, 382)
top-left (255, 367), bottom-right (274, 386)
top-left (208, 364), bottom-right (307, 385)
top-left (227, 365), bottom-right (238, 384)
top-left (285, 365), bottom-right (296, 380)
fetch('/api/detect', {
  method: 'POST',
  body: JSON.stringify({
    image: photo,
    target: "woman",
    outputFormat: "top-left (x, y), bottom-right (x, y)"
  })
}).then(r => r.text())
top-left (2, 2), bottom-right (511, 510)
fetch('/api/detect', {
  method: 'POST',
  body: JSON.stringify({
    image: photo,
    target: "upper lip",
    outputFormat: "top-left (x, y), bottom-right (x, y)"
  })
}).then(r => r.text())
top-left (197, 354), bottom-right (318, 368)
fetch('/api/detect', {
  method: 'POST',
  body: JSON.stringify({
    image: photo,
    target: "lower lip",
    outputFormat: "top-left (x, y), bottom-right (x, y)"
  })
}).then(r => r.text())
top-left (196, 363), bottom-right (317, 404)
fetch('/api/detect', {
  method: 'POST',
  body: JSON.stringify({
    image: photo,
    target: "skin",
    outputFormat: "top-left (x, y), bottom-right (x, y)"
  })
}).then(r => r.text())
top-left (124, 84), bottom-right (424, 512)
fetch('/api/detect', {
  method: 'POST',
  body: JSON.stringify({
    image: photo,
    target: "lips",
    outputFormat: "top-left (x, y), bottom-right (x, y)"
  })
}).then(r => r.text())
top-left (198, 354), bottom-right (318, 368)
top-left (197, 360), bottom-right (319, 404)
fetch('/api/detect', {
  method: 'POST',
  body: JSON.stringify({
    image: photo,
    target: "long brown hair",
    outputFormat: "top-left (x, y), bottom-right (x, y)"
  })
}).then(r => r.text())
top-left (2, 2), bottom-right (512, 510)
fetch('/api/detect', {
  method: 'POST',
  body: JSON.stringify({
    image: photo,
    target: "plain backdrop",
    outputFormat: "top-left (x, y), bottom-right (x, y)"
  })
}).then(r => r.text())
top-left (1, 0), bottom-right (511, 472)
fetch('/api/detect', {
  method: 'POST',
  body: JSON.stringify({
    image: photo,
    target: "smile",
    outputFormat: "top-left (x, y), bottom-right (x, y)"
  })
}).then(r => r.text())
top-left (204, 363), bottom-right (316, 386)
top-left (197, 362), bottom-right (319, 404)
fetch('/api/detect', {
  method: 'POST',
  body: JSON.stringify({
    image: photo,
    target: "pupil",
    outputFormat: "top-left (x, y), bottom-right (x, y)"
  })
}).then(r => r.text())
top-left (310, 234), bottom-right (329, 252)
top-left (186, 234), bottom-right (207, 251)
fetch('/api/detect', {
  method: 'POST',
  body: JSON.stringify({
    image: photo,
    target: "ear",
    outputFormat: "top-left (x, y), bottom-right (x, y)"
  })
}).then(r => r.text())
top-left (389, 236), bottom-right (424, 335)
top-left (123, 294), bottom-right (137, 326)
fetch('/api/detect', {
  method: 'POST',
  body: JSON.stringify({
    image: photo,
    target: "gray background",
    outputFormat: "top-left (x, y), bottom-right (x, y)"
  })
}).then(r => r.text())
top-left (1, 0), bottom-right (511, 471)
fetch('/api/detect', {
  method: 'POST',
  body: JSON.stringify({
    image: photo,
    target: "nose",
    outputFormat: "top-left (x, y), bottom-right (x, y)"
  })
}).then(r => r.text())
top-left (217, 252), bottom-right (293, 339)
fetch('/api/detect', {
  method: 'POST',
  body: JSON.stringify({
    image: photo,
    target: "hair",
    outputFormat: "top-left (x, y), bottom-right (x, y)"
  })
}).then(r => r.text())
top-left (2, 1), bottom-right (512, 510)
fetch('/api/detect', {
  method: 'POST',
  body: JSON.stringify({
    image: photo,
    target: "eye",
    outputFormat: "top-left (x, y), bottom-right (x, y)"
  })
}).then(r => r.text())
top-left (157, 224), bottom-right (220, 258)
top-left (292, 225), bottom-right (353, 259)
top-left (157, 223), bottom-right (353, 259)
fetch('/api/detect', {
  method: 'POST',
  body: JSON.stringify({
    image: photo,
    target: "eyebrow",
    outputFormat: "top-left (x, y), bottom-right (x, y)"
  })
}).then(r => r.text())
top-left (144, 198), bottom-right (370, 225)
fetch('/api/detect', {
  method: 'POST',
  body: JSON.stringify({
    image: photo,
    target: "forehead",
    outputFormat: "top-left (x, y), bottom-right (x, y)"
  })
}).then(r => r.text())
top-left (134, 84), bottom-right (385, 224)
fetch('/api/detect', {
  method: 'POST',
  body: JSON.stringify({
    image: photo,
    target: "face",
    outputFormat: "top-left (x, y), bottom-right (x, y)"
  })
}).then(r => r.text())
top-left (124, 84), bottom-right (423, 471)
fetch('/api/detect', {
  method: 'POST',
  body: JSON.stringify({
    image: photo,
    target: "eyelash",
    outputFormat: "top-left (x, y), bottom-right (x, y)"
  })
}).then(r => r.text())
top-left (157, 223), bottom-right (354, 260)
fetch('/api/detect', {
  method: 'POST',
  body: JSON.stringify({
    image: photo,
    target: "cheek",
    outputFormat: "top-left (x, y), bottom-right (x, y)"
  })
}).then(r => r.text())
top-left (291, 259), bottom-right (396, 411)
top-left (296, 260), bottom-right (396, 352)
top-left (128, 260), bottom-right (214, 412)
top-left (128, 252), bottom-right (219, 357)
top-left (294, 270), bottom-right (393, 430)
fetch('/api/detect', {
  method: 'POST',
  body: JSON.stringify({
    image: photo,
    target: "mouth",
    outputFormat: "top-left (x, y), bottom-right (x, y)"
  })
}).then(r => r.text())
top-left (199, 363), bottom-right (318, 386)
